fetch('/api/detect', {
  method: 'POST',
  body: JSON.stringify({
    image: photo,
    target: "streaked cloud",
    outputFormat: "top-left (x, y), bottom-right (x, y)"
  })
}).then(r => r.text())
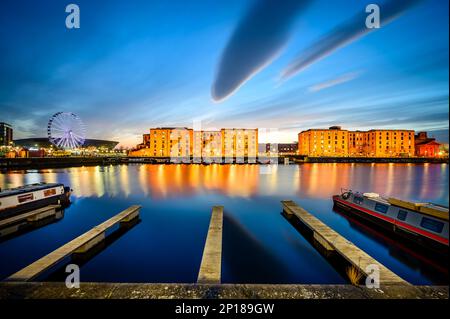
top-left (308, 71), bottom-right (361, 92)
top-left (211, 0), bottom-right (310, 102)
top-left (281, 0), bottom-right (421, 80)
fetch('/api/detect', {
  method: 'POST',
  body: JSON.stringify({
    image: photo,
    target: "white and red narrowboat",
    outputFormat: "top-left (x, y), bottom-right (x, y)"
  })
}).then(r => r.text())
top-left (0, 183), bottom-right (71, 219)
top-left (333, 190), bottom-right (448, 255)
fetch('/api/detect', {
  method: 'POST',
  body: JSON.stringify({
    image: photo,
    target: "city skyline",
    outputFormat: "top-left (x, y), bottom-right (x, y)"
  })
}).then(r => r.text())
top-left (0, 0), bottom-right (448, 147)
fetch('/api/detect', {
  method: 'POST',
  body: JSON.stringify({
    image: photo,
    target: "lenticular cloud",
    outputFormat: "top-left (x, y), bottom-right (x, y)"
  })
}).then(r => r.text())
top-left (211, 0), bottom-right (310, 102)
top-left (280, 0), bottom-right (421, 80)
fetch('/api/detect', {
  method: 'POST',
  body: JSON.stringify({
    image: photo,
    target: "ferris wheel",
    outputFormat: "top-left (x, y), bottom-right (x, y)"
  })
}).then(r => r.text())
top-left (47, 112), bottom-right (86, 149)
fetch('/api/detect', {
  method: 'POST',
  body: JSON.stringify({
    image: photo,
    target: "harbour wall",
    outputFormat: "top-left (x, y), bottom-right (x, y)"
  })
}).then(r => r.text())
top-left (0, 282), bottom-right (447, 299)
top-left (0, 156), bottom-right (447, 170)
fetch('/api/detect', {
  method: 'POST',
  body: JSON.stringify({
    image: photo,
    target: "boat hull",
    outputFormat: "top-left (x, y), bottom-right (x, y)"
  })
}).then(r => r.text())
top-left (0, 193), bottom-right (69, 220)
top-left (333, 195), bottom-right (448, 256)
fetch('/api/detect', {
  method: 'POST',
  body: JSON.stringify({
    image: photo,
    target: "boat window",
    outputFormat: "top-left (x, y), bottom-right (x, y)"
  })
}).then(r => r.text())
top-left (44, 189), bottom-right (57, 197)
top-left (397, 210), bottom-right (408, 221)
top-left (353, 196), bottom-right (364, 205)
top-left (374, 203), bottom-right (388, 214)
top-left (420, 217), bottom-right (444, 233)
top-left (18, 193), bottom-right (34, 203)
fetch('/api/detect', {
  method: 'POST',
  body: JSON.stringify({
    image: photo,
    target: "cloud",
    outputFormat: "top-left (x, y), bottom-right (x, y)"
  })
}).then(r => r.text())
top-left (281, 0), bottom-right (421, 80)
top-left (427, 129), bottom-right (449, 144)
top-left (308, 71), bottom-right (361, 92)
top-left (211, 0), bottom-right (310, 102)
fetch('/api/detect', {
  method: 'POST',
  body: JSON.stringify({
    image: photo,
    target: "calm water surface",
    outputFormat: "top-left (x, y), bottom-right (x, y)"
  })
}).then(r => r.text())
top-left (0, 163), bottom-right (448, 284)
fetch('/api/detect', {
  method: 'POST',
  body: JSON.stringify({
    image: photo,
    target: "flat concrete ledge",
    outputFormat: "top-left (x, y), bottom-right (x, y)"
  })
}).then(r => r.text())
top-left (0, 282), bottom-right (447, 299)
top-left (197, 206), bottom-right (223, 284)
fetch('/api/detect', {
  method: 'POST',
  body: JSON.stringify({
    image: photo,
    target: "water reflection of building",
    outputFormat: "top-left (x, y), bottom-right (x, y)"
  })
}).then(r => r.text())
top-left (140, 164), bottom-right (259, 198)
top-left (298, 126), bottom-right (415, 157)
top-left (0, 164), bottom-right (446, 205)
top-left (296, 163), bottom-right (446, 202)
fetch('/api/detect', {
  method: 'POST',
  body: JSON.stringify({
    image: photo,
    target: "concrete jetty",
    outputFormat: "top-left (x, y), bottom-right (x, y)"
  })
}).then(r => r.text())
top-left (282, 200), bottom-right (409, 285)
top-left (0, 203), bottom-right (447, 300)
top-left (197, 206), bottom-right (223, 284)
top-left (0, 205), bottom-right (61, 238)
top-left (4, 205), bottom-right (141, 282)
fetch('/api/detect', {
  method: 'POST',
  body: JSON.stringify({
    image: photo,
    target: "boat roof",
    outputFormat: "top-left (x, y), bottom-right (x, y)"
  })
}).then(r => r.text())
top-left (0, 183), bottom-right (64, 199)
top-left (368, 196), bottom-right (391, 205)
top-left (359, 193), bottom-right (449, 221)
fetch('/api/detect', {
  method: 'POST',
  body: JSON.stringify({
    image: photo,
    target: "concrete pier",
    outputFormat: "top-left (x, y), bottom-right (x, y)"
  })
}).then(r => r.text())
top-left (197, 206), bottom-right (223, 284)
top-left (0, 203), bottom-right (447, 300)
top-left (0, 205), bottom-right (61, 238)
top-left (282, 200), bottom-right (409, 285)
top-left (4, 205), bottom-right (141, 282)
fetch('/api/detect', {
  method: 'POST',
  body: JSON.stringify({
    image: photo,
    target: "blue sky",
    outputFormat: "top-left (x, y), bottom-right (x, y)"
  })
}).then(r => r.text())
top-left (0, 0), bottom-right (448, 147)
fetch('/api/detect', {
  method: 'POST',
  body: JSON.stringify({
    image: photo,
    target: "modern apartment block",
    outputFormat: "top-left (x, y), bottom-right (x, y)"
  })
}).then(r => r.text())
top-left (298, 126), bottom-right (415, 157)
top-left (0, 122), bottom-right (13, 146)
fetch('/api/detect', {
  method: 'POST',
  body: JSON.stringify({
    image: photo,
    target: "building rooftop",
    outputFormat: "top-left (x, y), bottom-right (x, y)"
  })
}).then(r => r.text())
top-left (152, 127), bottom-right (192, 130)
top-left (299, 127), bottom-right (416, 134)
top-left (415, 139), bottom-right (440, 146)
top-left (13, 138), bottom-right (119, 149)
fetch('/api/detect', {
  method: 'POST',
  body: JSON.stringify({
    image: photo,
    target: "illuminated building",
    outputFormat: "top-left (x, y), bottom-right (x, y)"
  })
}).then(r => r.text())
top-left (0, 122), bottom-right (13, 146)
top-left (348, 131), bottom-right (368, 156)
top-left (298, 126), bottom-right (415, 157)
top-left (193, 131), bottom-right (222, 162)
top-left (193, 131), bottom-right (202, 159)
top-left (366, 129), bottom-right (414, 157)
top-left (298, 126), bottom-right (348, 157)
top-left (415, 132), bottom-right (441, 158)
top-left (265, 142), bottom-right (298, 155)
top-left (131, 127), bottom-right (258, 161)
top-left (148, 128), bottom-right (171, 157)
top-left (143, 134), bottom-right (150, 147)
top-left (136, 127), bottom-right (193, 157)
top-left (167, 128), bottom-right (193, 158)
top-left (13, 138), bottom-right (119, 150)
top-left (221, 128), bottom-right (258, 162)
